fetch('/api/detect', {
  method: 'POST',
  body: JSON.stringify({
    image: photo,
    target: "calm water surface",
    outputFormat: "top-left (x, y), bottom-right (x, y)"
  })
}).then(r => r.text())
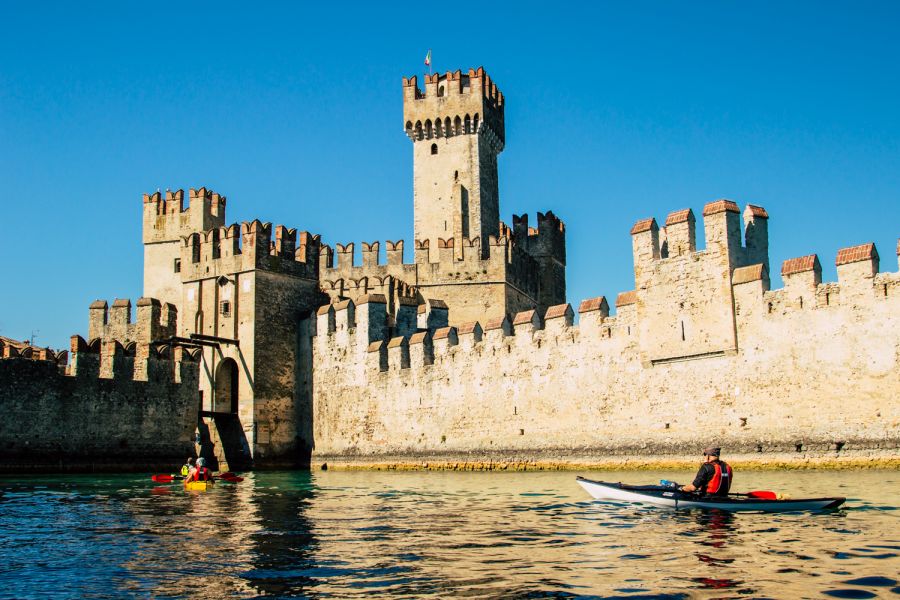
top-left (0, 469), bottom-right (898, 599)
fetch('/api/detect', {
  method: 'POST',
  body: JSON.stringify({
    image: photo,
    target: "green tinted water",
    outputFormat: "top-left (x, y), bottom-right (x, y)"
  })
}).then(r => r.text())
top-left (0, 469), bottom-right (898, 598)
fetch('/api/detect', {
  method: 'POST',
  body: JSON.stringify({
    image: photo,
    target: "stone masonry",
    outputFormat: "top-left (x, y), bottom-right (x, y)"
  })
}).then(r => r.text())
top-left (311, 204), bottom-right (900, 468)
top-left (0, 327), bottom-right (199, 472)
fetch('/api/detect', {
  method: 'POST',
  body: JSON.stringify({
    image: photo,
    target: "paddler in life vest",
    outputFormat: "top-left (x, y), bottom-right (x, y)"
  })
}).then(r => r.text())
top-left (680, 447), bottom-right (733, 496)
top-left (180, 457), bottom-right (194, 477)
top-left (187, 457), bottom-right (212, 482)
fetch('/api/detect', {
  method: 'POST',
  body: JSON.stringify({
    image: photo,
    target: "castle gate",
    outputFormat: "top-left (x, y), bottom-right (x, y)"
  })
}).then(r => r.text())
top-left (213, 358), bottom-right (239, 414)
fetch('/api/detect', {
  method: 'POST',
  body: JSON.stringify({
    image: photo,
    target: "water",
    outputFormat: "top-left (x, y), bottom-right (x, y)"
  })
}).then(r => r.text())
top-left (0, 469), bottom-right (898, 599)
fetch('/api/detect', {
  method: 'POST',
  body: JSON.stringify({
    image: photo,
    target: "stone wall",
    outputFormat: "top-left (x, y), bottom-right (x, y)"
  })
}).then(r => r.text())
top-left (310, 204), bottom-right (900, 468)
top-left (0, 338), bottom-right (200, 472)
top-left (143, 188), bottom-right (226, 311)
top-left (178, 221), bottom-right (325, 469)
top-left (317, 218), bottom-right (561, 327)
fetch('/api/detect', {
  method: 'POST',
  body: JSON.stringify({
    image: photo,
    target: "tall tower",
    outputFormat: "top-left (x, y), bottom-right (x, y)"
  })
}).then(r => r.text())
top-left (142, 188), bottom-right (226, 314)
top-left (403, 67), bottom-right (505, 255)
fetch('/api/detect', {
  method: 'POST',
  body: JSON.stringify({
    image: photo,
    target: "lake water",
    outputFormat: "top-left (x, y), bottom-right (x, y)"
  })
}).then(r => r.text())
top-left (0, 469), bottom-right (898, 599)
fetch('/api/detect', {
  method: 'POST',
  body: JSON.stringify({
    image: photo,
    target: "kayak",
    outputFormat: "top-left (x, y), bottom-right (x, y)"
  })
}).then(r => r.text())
top-left (184, 480), bottom-right (214, 491)
top-left (576, 477), bottom-right (845, 512)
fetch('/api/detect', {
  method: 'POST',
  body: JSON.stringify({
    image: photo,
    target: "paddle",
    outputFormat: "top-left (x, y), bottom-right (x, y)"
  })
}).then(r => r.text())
top-left (218, 474), bottom-right (244, 483)
top-left (660, 481), bottom-right (778, 499)
top-left (151, 474), bottom-right (176, 483)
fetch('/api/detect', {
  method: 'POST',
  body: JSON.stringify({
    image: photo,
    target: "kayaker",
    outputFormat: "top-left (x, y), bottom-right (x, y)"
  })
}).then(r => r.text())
top-left (680, 447), bottom-right (733, 496)
top-left (180, 457), bottom-right (194, 477)
top-left (186, 457), bottom-right (212, 482)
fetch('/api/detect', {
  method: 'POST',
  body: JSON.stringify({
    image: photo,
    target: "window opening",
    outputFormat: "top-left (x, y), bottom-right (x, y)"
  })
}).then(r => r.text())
top-left (174, 258), bottom-right (181, 273)
top-left (431, 143), bottom-right (438, 155)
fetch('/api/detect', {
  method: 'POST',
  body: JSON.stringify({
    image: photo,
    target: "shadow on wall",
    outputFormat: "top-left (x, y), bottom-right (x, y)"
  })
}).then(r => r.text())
top-left (196, 414), bottom-right (253, 471)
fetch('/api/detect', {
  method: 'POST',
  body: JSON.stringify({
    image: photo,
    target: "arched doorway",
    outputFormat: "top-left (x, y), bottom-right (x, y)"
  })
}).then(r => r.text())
top-left (214, 358), bottom-right (239, 414)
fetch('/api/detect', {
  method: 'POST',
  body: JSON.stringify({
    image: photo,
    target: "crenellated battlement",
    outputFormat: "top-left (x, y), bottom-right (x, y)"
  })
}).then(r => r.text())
top-left (316, 223), bottom-right (544, 323)
top-left (179, 220), bottom-right (320, 282)
top-left (631, 199), bottom-right (768, 271)
top-left (314, 295), bottom-right (634, 376)
top-left (142, 187), bottom-right (227, 244)
top-left (741, 239), bottom-right (900, 316)
top-left (67, 335), bottom-right (199, 385)
top-left (0, 336), bottom-right (67, 366)
top-left (88, 297), bottom-right (177, 345)
top-left (403, 67), bottom-right (504, 147)
top-left (313, 221), bottom-right (898, 379)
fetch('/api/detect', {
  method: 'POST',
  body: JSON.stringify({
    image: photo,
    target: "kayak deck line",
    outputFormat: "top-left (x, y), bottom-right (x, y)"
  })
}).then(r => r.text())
top-left (576, 476), bottom-right (846, 512)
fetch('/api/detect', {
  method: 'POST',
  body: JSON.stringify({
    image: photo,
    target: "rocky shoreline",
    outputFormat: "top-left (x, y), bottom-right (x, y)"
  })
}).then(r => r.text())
top-left (316, 451), bottom-right (900, 472)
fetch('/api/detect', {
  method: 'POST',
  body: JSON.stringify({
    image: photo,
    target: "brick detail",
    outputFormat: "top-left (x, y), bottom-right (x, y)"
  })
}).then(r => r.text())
top-left (782, 255), bottom-right (820, 276)
top-left (544, 303), bottom-right (572, 320)
top-left (578, 296), bottom-right (607, 314)
top-left (732, 264), bottom-right (765, 285)
top-left (702, 199), bottom-right (740, 216)
top-left (836, 243), bottom-right (878, 266)
top-left (513, 310), bottom-right (537, 325)
top-left (457, 321), bottom-right (481, 335)
top-left (616, 290), bottom-right (637, 307)
top-left (387, 336), bottom-right (407, 349)
top-left (665, 209), bottom-right (693, 226)
top-left (409, 332), bottom-right (429, 345)
top-left (483, 316), bottom-right (507, 331)
top-left (630, 218), bottom-right (657, 235)
top-left (356, 294), bottom-right (387, 305)
top-left (746, 205), bottom-right (769, 219)
top-left (433, 327), bottom-right (456, 340)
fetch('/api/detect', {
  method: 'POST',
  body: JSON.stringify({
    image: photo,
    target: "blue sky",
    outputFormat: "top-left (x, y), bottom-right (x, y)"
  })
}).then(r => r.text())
top-left (1, 1), bottom-right (898, 348)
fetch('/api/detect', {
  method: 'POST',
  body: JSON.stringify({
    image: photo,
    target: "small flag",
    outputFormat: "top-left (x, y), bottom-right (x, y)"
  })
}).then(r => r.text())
top-left (424, 50), bottom-right (432, 67)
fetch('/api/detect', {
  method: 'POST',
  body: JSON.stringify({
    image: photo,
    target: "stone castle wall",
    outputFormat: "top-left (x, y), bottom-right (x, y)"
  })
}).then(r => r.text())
top-left (310, 202), bottom-right (900, 468)
top-left (318, 210), bottom-right (565, 327)
top-left (0, 336), bottom-right (200, 472)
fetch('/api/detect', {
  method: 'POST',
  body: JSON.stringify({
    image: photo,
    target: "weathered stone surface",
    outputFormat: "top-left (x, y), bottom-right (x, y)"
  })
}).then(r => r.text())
top-left (311, 212), bottom-right (900, 467)
top-left (0, 342), bottom-right (199, 472)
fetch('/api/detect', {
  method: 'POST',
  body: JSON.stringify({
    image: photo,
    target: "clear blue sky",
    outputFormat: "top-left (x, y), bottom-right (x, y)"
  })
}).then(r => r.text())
top-left (1, 1), bottom-right (898, 348)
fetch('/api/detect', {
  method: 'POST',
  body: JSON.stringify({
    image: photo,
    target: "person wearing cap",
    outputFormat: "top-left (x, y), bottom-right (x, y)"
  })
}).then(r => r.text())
top-left (186, 457), bottom-right (212, 482)
top-left (680, 447), bottom-right (733, 496)
top-left (180, 457), bottom-right (194, 478)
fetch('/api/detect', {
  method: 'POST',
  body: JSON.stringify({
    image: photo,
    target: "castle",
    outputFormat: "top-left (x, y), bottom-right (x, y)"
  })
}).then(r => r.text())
top-left (0, 66), bottom-right (897, 472)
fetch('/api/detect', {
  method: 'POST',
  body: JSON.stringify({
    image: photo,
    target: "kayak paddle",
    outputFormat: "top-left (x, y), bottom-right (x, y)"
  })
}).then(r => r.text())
top-left (151, 474), bottom-right (176, 483)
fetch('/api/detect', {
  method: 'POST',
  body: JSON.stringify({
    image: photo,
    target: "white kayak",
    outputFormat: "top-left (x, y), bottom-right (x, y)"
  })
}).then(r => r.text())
top-left (577, 477), bottom-right (845, 513)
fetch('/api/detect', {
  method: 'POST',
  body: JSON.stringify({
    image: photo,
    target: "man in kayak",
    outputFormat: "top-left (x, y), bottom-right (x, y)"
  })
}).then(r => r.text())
top-left (680, 447), bottom-right (733, 496)
top-left (180, 457), bottom-right (194, 477)
top-left (186, 457), bottom-right (212, 482)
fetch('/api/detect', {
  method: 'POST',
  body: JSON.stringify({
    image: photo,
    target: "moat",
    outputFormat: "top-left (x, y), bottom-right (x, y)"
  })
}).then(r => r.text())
top-left (1, 470), bottom-right (898, 598)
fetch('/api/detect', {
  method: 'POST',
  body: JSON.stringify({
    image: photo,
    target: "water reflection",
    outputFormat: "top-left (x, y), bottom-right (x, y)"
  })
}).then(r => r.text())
top-left (0, 470), bottom-right (898, 598)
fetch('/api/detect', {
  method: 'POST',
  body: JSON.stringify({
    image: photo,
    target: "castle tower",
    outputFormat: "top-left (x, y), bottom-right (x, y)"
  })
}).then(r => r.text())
top-left (403, 67), bottom-right (505, 255)
top-left (142, 188), bottom-right (226, 313)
